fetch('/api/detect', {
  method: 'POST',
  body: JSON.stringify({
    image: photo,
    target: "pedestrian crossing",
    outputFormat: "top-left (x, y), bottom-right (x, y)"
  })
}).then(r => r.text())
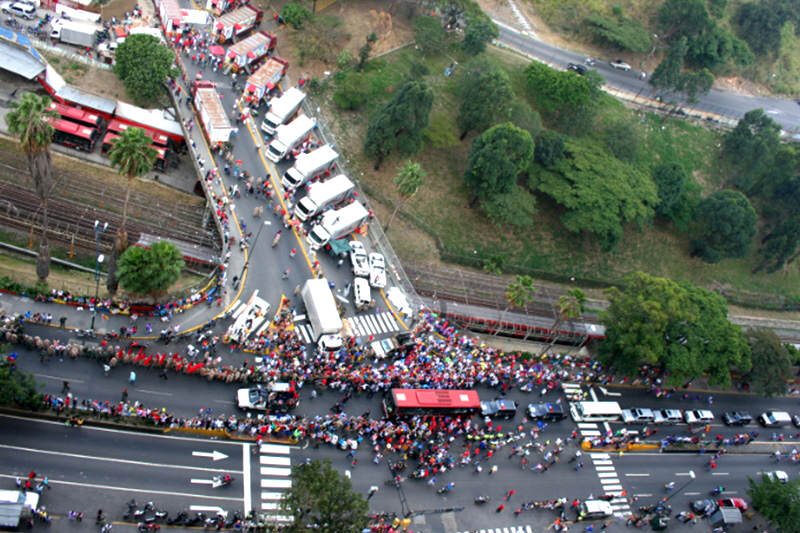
top-left (293, 311), bottom-right (401, 343)
top-left (589, 453), bottom-right (631, 518)
top-left (257, 443), bottom-right (293, 523)
top-left (227, 298), bottom-right (272, 338)
top-left (457, 526), bottom-right (532, 533)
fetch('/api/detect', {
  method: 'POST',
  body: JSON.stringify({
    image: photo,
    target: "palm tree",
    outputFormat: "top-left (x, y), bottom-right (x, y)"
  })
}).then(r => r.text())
top-left (539, 288), bottom-right (587, 355)
top-left (5, 93), bottom-right (58, 282)
top-left (383, 160), bottom-right (425, 233)
top-left (496, 274), bottom-right (536, 336)
top-left (106, 126), bottom-right (158, 294)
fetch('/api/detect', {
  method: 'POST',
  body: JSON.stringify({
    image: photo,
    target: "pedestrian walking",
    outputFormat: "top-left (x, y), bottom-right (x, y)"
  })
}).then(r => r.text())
top-left (496, 504), bottom-right (504, 513)
top-left (281, 268), bottom-right (291, 279)
top-left (504, 489), bottom-right (515, 501)
top-left (159, 368), bottom-right (168, 380)
top-left (61, 381), bottom-right (70, 393)
top-left (121, 388), bottom-right (128, 402)
top-left (59, 317), bottom-right (67, 328)
top-left (129, 371), bottom-right (136, 385)
top-left (289, 248), bottom-right (296, 258)
top-left (489, 465), bottom-right (498, 475)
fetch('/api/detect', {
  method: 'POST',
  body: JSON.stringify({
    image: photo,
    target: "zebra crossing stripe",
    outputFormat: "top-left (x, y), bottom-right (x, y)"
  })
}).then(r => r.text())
top-left (261, 467), bottom-right (291, 476)
top-left (359, 316), bottom-right (375, 336)
top-left (578, 423), bottom-right (597, 429)
top-left (456, 527), bottom-right (532, 533)
top-left (260, 443), bottom-right (291, 454)
top-left (261, 502), bottom-right (279, 510)
top-left (367, 314), bottom-right (383, 333)
top-left (261, 479), bottom-right (292, 488)
top-left (261, 492), bottom-right (284, 500)
top-left (561, 383), bottom-right (581, 390)
top-left (260, 455), bottom-right (291, 466)
top-left (582, 430), bottom-right (602, 436)
top-left (254, 317), bottom-right (271, 337)
top-left (383, 312), bottom-right (399, 330)
top-left (378, 313), bottom-right (394, 331)
top-left (297, 325), bottom-right (311, 344)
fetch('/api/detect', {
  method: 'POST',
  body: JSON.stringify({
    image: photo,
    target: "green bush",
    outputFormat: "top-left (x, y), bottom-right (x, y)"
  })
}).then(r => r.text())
top-left (336, 49), bottom-right (355, 70)
top-left (281, 2), bottom-right (313, 29)
top-left (333, 73), bottom-right (370, 110)
top-left (584, 13), bottom-right (652, 53)
top-left (423, 111), bottom-right (459, 149)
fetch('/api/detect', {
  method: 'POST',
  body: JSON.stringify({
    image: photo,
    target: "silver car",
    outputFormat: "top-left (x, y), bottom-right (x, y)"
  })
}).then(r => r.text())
top-left (609, 59), bottom-right (632, 71)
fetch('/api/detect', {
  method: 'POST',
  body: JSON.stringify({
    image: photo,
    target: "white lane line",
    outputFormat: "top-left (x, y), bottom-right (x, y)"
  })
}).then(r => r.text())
top-left (0, 444), bottom-right (242, 473)
top-left (625, 473), bottom-right (650, 477)
top-left (136, 389), bottom-right (174, 396)
top-left (675, 472), bottom-right (693, 476)
top-left (261, 479), bottom-right (292, 489)
top-left (633, 493), bottom-right (652, 498)
top-left (260, 444), bottom-right (291, 455)
top-left (260, 467), bottom-right (291, 477)
top-left (684, 492), bottom-right (701, 496)
top-left (34, 374), bottom-right (85, 383)
top-left (589, 388), bottom-right (598, 401)
top-left (243, 443), bottom-right (252, 516)
top-left (0, 473), bottom-right (241, 501)
top-left (712, 472), bottom-right (729, 476)
top-left (595, 466), bottom-right (616, 472)
top-left (260, 456), bottom-right (291, 466)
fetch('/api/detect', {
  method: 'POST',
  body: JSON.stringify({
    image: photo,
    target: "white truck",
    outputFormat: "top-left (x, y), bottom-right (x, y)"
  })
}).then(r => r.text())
top-left (301, 278), bottom-right (343, 352)
top-left (281, 144), bottom-right (338, 190)
top-left (265, 114), bottom-right (315, 163)
top-left (294, 174), bottom-right (355, 222)
top-left (261, 86), bottom-right (305, 135)
top-left (307, 201), bottom-right (370, 248)
top-left (50, 20), bottom-right (99, 47)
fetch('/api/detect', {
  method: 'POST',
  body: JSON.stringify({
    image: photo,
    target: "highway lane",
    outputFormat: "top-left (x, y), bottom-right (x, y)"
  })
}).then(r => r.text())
top-left (496, 24), bottom-right (800, 132)
top-left (0, 415), bottom-right (253, 523)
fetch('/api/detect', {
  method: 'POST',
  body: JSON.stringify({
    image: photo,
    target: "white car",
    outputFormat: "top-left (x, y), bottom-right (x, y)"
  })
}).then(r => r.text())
top-left (368, 252), bottom-right (386, 289)
top-left (609, 59), bottom-right (632, 71)
top-left (1, 1), bottom-right (35, 18)
top-left (766, 471), bottom-right (789, 483)
top-left (350, 241), bottom-right (369, 278)
top-left (684, 409), bottom-right (714, 424)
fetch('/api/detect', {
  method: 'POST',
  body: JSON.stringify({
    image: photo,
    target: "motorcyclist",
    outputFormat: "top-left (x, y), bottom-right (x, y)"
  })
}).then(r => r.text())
top-left (223, 473), bottom-right (232, 484)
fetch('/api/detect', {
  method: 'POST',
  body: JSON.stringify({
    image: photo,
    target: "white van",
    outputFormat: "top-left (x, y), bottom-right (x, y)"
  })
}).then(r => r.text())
top-left (759, 411), bottom-right (792, 427)
top-left (579, 500), bottom-right (613, 520)
top-left (353, 277), bottom-right (371, 310)
top-left (2, 1), bottom-right (36, 19)
top-left (569, 401), bottom-right (622, 422)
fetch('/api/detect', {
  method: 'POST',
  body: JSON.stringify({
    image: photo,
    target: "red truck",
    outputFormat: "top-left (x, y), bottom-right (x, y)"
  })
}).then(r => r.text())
top-left (212, 5), bottom-right (262, 43)
top-left (223, 30), bottom-right (276, 73)
top-left (244, 56), bottom-right (288, 101)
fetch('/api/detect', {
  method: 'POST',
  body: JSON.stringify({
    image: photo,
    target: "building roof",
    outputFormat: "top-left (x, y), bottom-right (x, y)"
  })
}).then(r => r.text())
top-left (114, 100), bottom-right (183, 137)
top-left (0, 26), bottom-right (46, 79)
top-left (55, 86), bottom-right (117, 115)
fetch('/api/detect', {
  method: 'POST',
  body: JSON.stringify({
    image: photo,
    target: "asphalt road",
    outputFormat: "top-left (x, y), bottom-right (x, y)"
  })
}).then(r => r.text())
top-left (0, 414), bottom-right (254, 530)
top-left (496, 24), bottom-right (800, 133)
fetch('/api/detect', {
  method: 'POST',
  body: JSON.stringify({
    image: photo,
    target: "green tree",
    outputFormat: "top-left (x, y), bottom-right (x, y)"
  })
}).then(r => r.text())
top-left (658, 0), bottom-right (712, 41)
top-left (114, 34), bottom-right (177, 106)
top-left (652, 163), bottom-right (688, 218)
top-left (0, 358), bottom-right (42, 410)
top-left (280, 458), bottom-right (368, 533)
top-left (745, 329), bottom-right (791, 397)
top-left (540, 288), bottom-right (587, 355)
top-left (734, 1), bottom-right (784, 55)
top-left (650, 38), bottom-right (715, 103)
top-left (748, 474), bottom-right (800, 532)
top-left (357, 32), bottom-right (378, 71)
top-left (5, 93), bottom-right (58, 283)
top-left (117, 241), bottom-right (185, 297)
top-left (531, 137), bottom-right (657, 250)
top-left (480, 184), bottom-right (537, 229)
top-left (384, 160), bottom-right (425, 233)
top-left (507, 100), bottom-right (542, 139)
top-left (599, 271), bottom-right (750, 387)
top-left (106, 127), bottom-right (158, 294)
top-left (333, 72), bottom-right (370, 111)
top-left (463, 122), bottom-right (534, 205)
top-left (461, 19), bottom-right (498, 55)
top-left (603, 116), bottom-right (642, 162)
top-left (755, 216), bottom-right (800, 273)
top-left (413, 15), bottom-right (445, 55)
top-left (497, 274), bottom-right (536, 334)
top-left (281, 2), bottom-right (313, 28)
top-left (584, 13), bottom-right (652, 53)
top-left (534, 130), bottom-right (566, 168)
top-left (456, 63), bottom-right (514, 139)
top-left (524, 61), bottom-right (601, 132)
top-left (690, 190), bottom-right (757, 263)
top-left (723, 109), bottom-right (782, 193)
top-left (364, 81), bottom-right (434, 169)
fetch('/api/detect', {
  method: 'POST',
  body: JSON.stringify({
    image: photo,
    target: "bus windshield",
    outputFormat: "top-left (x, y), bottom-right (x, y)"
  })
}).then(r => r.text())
top-left (383, 388), bottom-right (480, 417)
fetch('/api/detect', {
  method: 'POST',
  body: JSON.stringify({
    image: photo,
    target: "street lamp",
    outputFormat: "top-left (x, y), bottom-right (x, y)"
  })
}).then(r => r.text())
top-left (235, 220), bottom-right (271, 288)
top-left (90, 220), bottom-right (108, 331)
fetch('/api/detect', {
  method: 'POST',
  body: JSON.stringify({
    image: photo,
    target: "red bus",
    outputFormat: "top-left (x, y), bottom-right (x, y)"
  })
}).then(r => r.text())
top-left (102, 132), bottom-right (167, 170)
top-left (50, 102), bottom-right (104, 130)
top-left (50, 118), bottom-right (98, 152)
top-left (107, 120), bottom-right (170, 149)
top-left (383, 388), bottom-right (481, 417)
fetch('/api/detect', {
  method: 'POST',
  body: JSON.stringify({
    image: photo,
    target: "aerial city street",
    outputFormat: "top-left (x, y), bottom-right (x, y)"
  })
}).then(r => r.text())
top-left (0, 0), bottom-right (800, 531)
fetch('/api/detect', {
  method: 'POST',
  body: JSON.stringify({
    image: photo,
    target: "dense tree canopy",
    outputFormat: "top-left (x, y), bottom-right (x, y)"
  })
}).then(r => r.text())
top-left (480, 184), bottom-right (537, 229)
top-left (364, 81), bottom-right (434, 169)
top-left (652, 163), bottom-right (688, 218)
top-left (723, 109), bottom-right (783, 193)
top-left (599, 271), bottom-right (751, 387)
top-left (114, 34), bottom-right (177, 106)
top-left (745, 329), bottom-right (792, 397)
top-left (0, 357), bottom-right (42, 410)
top-left (734, 0), bottom-right (798, 56)
top-left (456, 60), bottom-right (514, 138)
top-left (281, 458), bottom-right (368, 533)
top-left (523, 61), bottom-right (602, 132)
top-left (117, 241), bottom-right (185, 297)
top-left (690, 189), bottom-right (757, 263)
top-left (461, 19), bottom-right (498, 55)
top-left (413, 15), bottom-right (445, 55)
top-left (531, 137), bottom-right (657, 250)
top-left (534, 130), bottom-right (566, 168)
top-left (748, 474), bottom-right (800, 532)
top-left (463, 122), bottom-right (534, 202)
top-left (649, 38), bottom-right (715, 102)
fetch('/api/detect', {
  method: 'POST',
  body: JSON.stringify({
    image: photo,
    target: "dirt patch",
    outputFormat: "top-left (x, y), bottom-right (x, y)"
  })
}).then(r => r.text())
top-left (40, 51), bottom-right (132, 102)
top-left (101, 0), bottom-right (140, 20)
top-left (714, 76), bottom-right (773, 97)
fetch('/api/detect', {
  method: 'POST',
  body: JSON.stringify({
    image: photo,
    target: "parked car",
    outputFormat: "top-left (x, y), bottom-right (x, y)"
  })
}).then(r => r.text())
top-left (567, 62), bottom-right (587, 75)
top-left (690, 499), bottom-right (718, 517)
top-left (609, 59), bottom-right (632, 71)
top-left (758, 411), bottom-right (792, 427)
top-left (722, 411), bottom-right (752, 426)
top-left (527, 402), bottom-right (567, 422)
top-left (480, 399), bottom-right (517, 419)
top-left (684, 409), bottom-right (714, 424)
top-left (765, 471), bottom-right (789, 483)
top-left (793, 414), bottom-right (800, 428)
top-left (718, 498), bottom-right (748, 511)
top-left (621, 408), bottom-right (655, 424)
top-left (653, 409), bottom-right (683, 425)
top-left (368, 252), bottom-right (386, 289)
top-left (349, 241), bottom-right (369, 277)
top-left (1, 1), bottom-right (35, 18)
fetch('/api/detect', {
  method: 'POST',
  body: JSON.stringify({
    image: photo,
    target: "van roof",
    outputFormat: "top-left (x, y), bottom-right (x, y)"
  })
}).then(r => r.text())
top-left (582, 500), bottom-right (613, 514)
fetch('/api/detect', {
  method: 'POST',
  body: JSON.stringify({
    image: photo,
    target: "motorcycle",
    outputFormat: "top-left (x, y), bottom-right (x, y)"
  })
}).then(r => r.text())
top-left (76, 328), bottom-right (96, 338)
top-left (167, 511), bottom-right (189, 526)
top-left (212, 474), bottom-right (233, 488)
top-left (436, 483), bottom-right (455, 495)
top-left (184, 512), bottom-right (206, 527)
top-left (474, 496), bottom-right (490, 505)
top-left (710, 486), bottom-right (725, 496)
top-left (137, 522), bottom-right (160, 532)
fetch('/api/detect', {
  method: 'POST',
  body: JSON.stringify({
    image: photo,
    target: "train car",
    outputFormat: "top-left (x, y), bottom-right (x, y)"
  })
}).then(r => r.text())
top-left (49, 101), bottom-right (104, 130)
top-left (49, 117), bottom-right (98, 152)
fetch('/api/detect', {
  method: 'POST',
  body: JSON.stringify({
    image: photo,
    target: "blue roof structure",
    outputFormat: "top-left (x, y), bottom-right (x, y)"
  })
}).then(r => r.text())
top-left (0, 25), bottom-right (45, 79)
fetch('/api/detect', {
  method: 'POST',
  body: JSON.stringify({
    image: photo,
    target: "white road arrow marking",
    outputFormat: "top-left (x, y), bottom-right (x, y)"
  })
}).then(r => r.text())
top-left (193, 450), bottom-right (229, 461)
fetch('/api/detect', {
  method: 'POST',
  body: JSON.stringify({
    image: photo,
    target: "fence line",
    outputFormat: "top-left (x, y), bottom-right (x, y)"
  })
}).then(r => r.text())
top-left (31, 38), bottom-right (113, 70)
